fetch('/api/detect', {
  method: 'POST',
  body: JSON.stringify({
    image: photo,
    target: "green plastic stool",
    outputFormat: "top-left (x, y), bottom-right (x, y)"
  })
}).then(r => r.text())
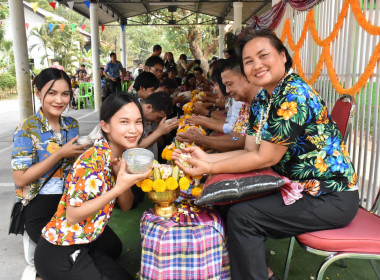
top-left (78, 82), bottom-right (94, 110)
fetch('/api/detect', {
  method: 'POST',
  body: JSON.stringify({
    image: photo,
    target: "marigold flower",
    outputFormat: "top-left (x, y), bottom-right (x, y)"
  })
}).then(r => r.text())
top-left (165, 177), bottom-right (178, 190)
top-left (136, 180), bottom-right (142, 188)
top-left (179, 176), bottom-right (191, 190)
top-left (153, 179), bottom-right (166, 192)
top-left (191, 186), bottom-right (203, 196)
top-left (141, 179), bottom-right (153, 192)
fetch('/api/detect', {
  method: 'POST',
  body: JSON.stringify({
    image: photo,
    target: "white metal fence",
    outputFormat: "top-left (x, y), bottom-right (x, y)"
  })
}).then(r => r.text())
top-left (276, 0), bottom-right (380, 212)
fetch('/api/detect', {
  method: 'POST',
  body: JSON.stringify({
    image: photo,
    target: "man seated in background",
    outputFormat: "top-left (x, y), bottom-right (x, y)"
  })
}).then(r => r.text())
top-left (131, 72), bottom-right (159, 100)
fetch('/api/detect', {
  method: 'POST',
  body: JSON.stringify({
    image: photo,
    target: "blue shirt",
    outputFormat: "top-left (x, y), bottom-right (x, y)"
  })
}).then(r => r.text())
top-left (11, 108), bottom-right (79, 203)
top-left (104, 60), bottom-right (125, 78)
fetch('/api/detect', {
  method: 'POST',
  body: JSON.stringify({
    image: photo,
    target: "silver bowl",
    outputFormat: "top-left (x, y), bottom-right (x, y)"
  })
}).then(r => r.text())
top-left (75, 136), bottom-right (94, 146)
top-left (122, 148), bottom-right (154, 174)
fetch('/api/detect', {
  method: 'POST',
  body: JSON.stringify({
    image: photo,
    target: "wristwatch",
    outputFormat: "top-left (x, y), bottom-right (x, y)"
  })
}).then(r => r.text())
top-left (206, 109), bottom-right (213, 118)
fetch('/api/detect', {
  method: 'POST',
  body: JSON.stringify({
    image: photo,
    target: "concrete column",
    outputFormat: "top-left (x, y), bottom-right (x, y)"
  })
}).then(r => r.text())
top-left (9, 0), bottom-right (33, 120)
top-left (218, 24), bottom-right (225, 58)
top-left (233, 2), bottom-right (243, 34)
top-left (120, 26), bottom-right (127, 68)
top-left (90, 3), bottom-right (102, 111)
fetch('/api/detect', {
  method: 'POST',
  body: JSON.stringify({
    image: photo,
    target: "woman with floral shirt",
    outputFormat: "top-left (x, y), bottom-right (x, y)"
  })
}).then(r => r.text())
top-left (173, 29), bottom-right (359, 280)
top-left (12, 68), bottom-right (87, 270)
top-left (34, 94), bottom-right (151, 279)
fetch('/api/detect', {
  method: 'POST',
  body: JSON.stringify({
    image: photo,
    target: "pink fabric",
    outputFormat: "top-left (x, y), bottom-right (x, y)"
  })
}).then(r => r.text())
top-left (279, 177), bottom-right (303, 205)
top-left (297, 208), bottom-right (380, 254)
top-left (251, 0), bottom-right (323, 30)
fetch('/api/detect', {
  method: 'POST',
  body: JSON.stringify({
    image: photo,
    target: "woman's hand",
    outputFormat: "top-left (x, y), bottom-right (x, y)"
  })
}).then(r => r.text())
top-left (174, 156), bottom-right (211, 177)
top-left (58, 136), bottom-right (89, 159)
top-left (113, 159), bottom-right (151, 196)
top-left (172, 145), bottom-right (208, 162)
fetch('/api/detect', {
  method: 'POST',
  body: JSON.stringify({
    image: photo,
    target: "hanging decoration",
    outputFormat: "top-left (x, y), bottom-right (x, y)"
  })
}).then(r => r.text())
top-left (60, 24), bottom-right (65, 32)
top-left (101, 25), bottom-right (105, 32)
top-left (25, 23), bottom-right (29, 30)
top-left (84, 1), bottom-right (91, 9)
top-left (49, 2), bottom-right (56, 11)
top-left (31, 2), bottom-right (38, 13)
top-left (279, 0), bottom-right (380, 96)
top-left (71, 24), bottom-right (76, 31)
top-left (121, 25), bottom-right (125, 31)
top-left (251, 0), bottom-right (323, 29)
top-left (67, 1), bottom-right (74, 10)
top-left (81, 24), bottom-right (86, 31)
top-left (48, 23), bottom-right (54, 32)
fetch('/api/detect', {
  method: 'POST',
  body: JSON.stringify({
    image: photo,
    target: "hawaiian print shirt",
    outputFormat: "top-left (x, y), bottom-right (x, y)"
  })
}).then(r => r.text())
top-left (247, 73), bottom-right (358, 196)
top-left (42, 138), bottom-right (116, 245)
top-left (233, 102), bottom-right (249, 136)
top-left (11, 108), bottom-right (78, 203)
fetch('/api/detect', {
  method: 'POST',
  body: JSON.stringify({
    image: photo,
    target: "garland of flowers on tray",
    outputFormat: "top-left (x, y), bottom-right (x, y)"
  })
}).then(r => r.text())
top-left (136, 89), bottom-right (207, 196)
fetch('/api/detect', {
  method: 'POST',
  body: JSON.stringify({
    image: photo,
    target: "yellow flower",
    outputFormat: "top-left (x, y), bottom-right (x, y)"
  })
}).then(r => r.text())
top-left (277, 101), bottom-right (298, 120)
top-left (165, 177), bottom-right (178, 190)
top-left (141, 179), bottom-right (153, 192)
top-left (153, 179), bottom-right (166, 192)
top-left (161, 149), bottom-right (167, 160)
top-left (315, 156), bottom-right (328, 173)
top-left (191, 186), bottom-right (203, 196)
top-left (46, 142), bottom-right (60, 154)
top-left (192, 175), bottom-right (203, 180)
top-left (179, 176), bottom-right (191, 190)
top-left (136, 180), bottom-right (142, 188)
top-left (341, 144), bottom-right (349, 157)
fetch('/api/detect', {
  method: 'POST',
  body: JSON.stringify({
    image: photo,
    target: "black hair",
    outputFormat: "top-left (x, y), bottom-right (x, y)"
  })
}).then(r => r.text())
top-left (167, 67), bottom-right (177, 74)
top-left (183, 73), bottom-right (195, 86)
top-left (193, 67), bottom-right (203, 74)
top-left (220, 55), bottom-right (242, 75)
top-left (236, 28), bottom-right (293, 73)
top-left (210, 59), bottom-right (227, 96)
top-left (144, 91), bottom-right (173, 116)
top-left (145, 56), bottom-right (164, 68)
top-left (133, 72), bottom-right (159, 91)
top-left (80, 64), bottom-right (85, 67)
top-left (110, 52), bottom-right (116, 57)
top-left (160, 78), bottom-right (178, 90)
top-left (100, 93), bottom-right (144, 142)
top-left (153, 44), bottom-right (162, 52)
top-left (33, 68), bottom-right (73, 103)
top-left (179, 54), bottom-right (187, 61)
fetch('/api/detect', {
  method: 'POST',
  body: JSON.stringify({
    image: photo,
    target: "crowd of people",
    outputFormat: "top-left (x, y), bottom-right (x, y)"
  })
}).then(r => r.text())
top-left (12, 29), bottom-right (359, 280)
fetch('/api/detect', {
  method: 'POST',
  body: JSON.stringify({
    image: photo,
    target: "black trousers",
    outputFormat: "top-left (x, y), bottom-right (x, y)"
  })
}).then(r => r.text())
top-left (34, 225), bottom-right (132, 280)
top-left (23, 194), bottom-right (62, 244)
top-left (226, 190), bottom-right (359, 280)
top-left (103, 78), bottom-right (122, 100)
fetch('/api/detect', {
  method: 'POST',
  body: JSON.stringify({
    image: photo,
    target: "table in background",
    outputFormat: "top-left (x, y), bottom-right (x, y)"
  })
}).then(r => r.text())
top-left (140, 201), bottom-right (230, 280)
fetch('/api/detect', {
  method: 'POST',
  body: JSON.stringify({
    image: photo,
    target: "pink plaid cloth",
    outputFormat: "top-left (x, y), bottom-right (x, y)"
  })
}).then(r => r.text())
top-left (140, 201), bottom-right (230, 280)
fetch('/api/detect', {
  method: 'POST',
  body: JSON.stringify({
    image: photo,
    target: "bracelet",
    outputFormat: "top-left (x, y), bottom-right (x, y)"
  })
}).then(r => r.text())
top-left (206, 109), bottom-right (213, 118)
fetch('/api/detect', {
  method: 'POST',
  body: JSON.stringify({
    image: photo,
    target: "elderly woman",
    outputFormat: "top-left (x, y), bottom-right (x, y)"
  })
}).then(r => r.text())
top-left (173, 28), bottom-right (359, 280)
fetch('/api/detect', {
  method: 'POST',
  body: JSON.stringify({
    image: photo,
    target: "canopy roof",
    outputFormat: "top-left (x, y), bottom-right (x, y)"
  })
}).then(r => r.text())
top-left (57, 0), bottom-right (272, 25)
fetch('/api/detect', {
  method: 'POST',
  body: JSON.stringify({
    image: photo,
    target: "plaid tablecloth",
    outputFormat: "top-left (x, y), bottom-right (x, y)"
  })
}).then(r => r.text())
top-left (140, 201), bottom-right (230, 280)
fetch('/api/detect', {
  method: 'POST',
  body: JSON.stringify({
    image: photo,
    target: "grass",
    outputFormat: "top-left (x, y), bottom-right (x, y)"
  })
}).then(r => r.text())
top-left (109, 196), bottom-right (379, 279)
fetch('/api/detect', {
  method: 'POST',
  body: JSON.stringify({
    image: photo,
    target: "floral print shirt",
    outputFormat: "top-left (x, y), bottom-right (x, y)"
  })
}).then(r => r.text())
top-left (223, 99), bottom-right (244, 134)
top-left (11, 108), bottom-right (78, 203)
top-left (247, 73), bottom-right (358, 196)
top-left (42, 138), bottom-right (116, 245)
top-left (233, 102), bottom-right (249, 136)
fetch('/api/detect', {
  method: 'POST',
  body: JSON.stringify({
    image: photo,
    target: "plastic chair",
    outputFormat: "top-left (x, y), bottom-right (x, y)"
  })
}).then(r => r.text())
top-left (78, 82), bottom-right (94, 110)
top-left (121, 82), bottom-right (129, 93)
top-left (283, 95), bottom-right (380, 280)
top-left (283, 187), bottom-right (380, 280)
top-left (330, 95), bottom-right (355, 142)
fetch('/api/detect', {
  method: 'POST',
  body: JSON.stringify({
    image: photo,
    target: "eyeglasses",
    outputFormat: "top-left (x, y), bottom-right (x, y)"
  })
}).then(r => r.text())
top-left (150, 67), bottom-right (163, 73)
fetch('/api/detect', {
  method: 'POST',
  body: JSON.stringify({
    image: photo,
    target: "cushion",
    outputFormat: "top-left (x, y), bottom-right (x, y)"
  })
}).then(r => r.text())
top-left (195, 168), bottom-right (286, 205)
top-left (297, 208), bottom-right (380, 254)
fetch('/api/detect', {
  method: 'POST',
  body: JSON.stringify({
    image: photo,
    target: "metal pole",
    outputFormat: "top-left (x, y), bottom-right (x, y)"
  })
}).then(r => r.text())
top-left (120, 26), bottom-right (127, 68)
top-left (90, 3), bottom-right (102, 111)
top-left (9, 0), bottom-right (33, 120)
top-left (233, 2), bottom-right (243, 34)
top-left (218, 24), bottom-right (225, 58)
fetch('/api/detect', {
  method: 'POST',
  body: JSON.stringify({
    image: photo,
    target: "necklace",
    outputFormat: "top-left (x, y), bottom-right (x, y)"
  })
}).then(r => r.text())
top-left (256, 95), bottom-right (274, 145)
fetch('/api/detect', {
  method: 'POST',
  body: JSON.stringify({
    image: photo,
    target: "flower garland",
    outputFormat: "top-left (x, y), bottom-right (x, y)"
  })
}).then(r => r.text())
top-left (279, 0), bottom-right (380, 96)
top-left (256, 95), bottom-right (274, 145)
